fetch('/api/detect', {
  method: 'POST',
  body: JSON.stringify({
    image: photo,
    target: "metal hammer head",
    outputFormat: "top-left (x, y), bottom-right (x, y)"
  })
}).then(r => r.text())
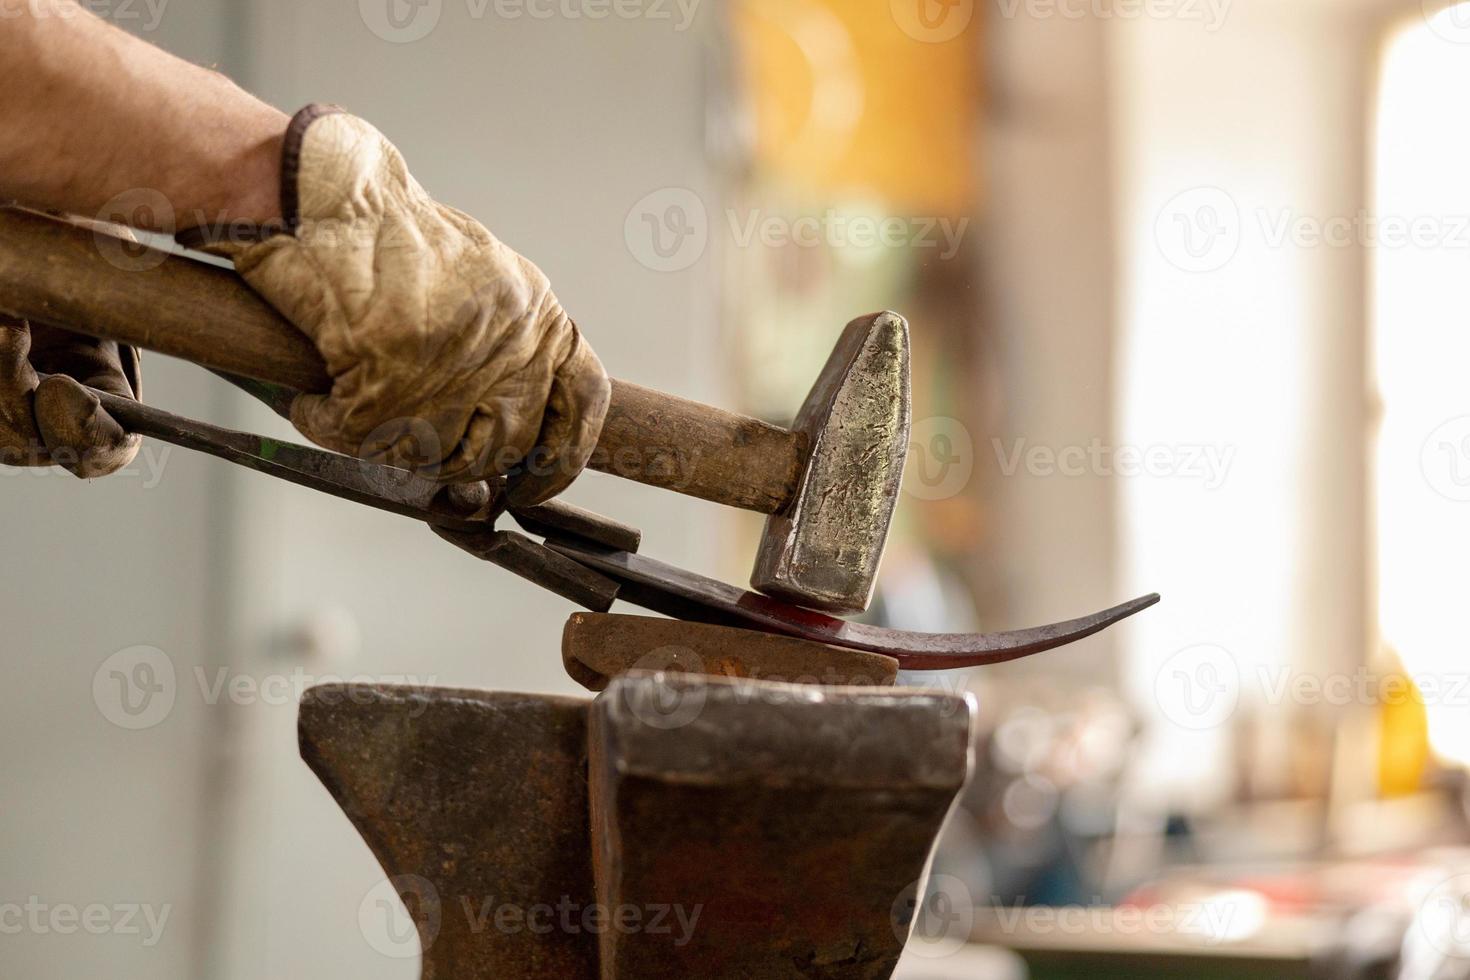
top-left (752, 311), bottom-right (912, 613)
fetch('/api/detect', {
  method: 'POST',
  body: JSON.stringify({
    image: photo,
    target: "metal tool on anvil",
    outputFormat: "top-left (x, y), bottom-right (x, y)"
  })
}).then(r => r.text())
top-left (0, 208), bottom-right (1158, 666)
top-left (77, 387), bottom-right (1156, 669)
top-left (0, 207), bottom-right (906, 613)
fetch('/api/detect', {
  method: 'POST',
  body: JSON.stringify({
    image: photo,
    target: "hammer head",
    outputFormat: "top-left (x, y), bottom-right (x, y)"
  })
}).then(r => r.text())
top-left (752, 311), bottom-right (912, 613)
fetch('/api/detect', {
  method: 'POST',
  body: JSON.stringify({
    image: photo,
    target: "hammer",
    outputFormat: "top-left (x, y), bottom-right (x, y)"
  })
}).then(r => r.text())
top-left (0, 207), bottom-right (908, 613)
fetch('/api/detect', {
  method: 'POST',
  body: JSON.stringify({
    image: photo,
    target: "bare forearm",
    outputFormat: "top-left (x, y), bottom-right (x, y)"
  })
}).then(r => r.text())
top-left (0, 0), bottom-right (287, 228)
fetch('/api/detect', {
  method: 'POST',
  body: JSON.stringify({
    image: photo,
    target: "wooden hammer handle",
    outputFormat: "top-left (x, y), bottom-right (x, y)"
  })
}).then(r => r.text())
top-left (0, 207), bottom-right (802, 514)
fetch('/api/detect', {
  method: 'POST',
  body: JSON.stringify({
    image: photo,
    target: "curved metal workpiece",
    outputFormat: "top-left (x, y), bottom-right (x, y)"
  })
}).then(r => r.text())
top-left (92, 384), bottom-right (1160, 670)
top-left (546, 538), bottom-right (1160, 670)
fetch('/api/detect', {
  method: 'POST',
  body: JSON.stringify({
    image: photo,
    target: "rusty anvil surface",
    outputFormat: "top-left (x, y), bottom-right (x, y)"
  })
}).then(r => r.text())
top-left (299, 674), bottom-right (973, 979)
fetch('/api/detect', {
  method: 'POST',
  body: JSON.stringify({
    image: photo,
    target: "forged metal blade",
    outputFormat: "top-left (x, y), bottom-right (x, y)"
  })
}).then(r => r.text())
top-left (545, 537), bottom-right (1160, 670)
top-left (90, 386), bottom-right (1159, 669)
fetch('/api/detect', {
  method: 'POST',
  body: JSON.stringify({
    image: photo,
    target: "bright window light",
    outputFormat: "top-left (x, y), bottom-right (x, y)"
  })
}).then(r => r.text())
top-left (1373, 8), bottom-right (1470, 766)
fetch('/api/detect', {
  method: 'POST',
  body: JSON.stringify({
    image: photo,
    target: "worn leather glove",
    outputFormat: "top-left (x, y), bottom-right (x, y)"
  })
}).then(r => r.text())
top-left (187, 105), bottom-right (609, 504)
top-left (0, 210), bottom-right (142, 478)
top-left (0, 316), bottom-right (142, 478)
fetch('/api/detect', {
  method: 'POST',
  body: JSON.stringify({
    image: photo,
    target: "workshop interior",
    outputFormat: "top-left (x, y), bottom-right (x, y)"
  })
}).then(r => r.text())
top-left (4, 0), bottom-right (1470, 977)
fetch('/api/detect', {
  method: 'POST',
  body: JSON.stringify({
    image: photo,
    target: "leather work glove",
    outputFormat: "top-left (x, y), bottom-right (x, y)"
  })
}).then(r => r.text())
top-left (0, 210), bottom-right (142, 478)
top-left (0, 316), bottom-right (142, 478)
top-left (186, 105), bottom-right (609, 505)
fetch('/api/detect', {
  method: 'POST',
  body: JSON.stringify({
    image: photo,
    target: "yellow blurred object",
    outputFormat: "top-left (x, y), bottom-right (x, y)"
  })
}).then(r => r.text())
top-left (1377, 654), bottom-right (1429, 797)
top-left (729, 0), bottom-right (979, 214)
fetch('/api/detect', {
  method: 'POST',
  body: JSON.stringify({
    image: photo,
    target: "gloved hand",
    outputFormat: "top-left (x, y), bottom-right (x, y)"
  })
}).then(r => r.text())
top-left (186, 105), bottom-right (609, 505)
top-left (0, 316), bottom-right (142, 477)
top-left (0, 210), bottom-right (142, 478)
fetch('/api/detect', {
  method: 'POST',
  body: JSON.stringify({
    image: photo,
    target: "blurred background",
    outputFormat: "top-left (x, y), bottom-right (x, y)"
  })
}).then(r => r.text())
top-left (7, 0), bottom-right (1470, 977)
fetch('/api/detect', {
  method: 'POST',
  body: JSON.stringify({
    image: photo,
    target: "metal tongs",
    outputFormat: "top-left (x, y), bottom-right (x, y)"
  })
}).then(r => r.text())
top-left (91, 374), bottom-right (1157, 671)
